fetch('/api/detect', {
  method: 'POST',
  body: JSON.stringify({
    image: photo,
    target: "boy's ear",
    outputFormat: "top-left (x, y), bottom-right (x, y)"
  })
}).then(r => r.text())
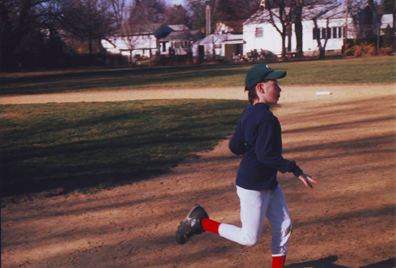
top-left (256, 83), bottom-right (265, 94)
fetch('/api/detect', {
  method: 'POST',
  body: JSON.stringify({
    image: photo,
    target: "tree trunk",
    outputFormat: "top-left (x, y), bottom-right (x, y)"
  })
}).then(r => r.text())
top-left (295, 20), bottom-right (303, 56)
top-left (287, 24), bottom-right (292, 52)
top-left (294, 1), bottom-right (303, 57)
top-left (313, 18), bottom-right (325, 59)
top-left (281, 33), bottom-right (286, 58)
top-left (394, 2), bottom-right (396, 52)
top-left (319, 48), bottom-right (325, 58)
top-left (89, 38), bottom-right (93, 54)
top-left (89, 38), bottom-right (93, 64)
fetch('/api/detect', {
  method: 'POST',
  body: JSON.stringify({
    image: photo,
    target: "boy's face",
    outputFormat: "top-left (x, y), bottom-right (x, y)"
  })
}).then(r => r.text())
top-left (261, 79), bottom-right (282, 104)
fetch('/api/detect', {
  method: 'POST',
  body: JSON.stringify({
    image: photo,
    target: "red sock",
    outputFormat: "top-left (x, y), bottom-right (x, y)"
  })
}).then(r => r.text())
top-left (271, 256), bottom-right (286, 268)
top-left (201, 219), bottom-right (221, 235)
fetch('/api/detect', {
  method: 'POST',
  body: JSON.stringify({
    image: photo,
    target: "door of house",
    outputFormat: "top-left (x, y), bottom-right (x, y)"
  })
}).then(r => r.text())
top-left (198, 45), bottom-right (204, 62)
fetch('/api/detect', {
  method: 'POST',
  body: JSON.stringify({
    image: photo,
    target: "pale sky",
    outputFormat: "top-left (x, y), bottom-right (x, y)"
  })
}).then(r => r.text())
top-left (166, 0), bottom-right (186, 6)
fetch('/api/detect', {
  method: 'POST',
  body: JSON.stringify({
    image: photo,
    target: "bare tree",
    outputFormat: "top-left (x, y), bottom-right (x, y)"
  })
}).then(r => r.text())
top-left (109, 0), bottom-right (126, 31)
top-left (131, 0), bottom-right (166, 23)
top-left (309, 2), bottom-right (343, 58)
top-left (117, 0), bottom-right (166, 63)
top-left (292, 0), bottom-right (304, 56)
top-left (59, 0), bottom-right (116, 56)
top-left (216, 0), bottom-right (259, 21)
top-left (0, 0), bottom-right (61, 70)
top-left (163, 4), bottom-right (191, 26)
top-left (118, 2), bottom-right (142, 63)
top-left (265, 0), bottom-right (293, 58)
top-left (292, 0), bottom-right (329, 57)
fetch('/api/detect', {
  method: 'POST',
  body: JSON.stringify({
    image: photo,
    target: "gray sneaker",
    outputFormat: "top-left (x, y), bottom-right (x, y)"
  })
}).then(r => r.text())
top-left (176, 204), bottom-right (209, 244)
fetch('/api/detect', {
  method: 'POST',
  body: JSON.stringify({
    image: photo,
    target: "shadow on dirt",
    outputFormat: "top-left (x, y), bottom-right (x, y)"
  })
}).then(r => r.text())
top-left (287, 256), bottom-right (396, 268)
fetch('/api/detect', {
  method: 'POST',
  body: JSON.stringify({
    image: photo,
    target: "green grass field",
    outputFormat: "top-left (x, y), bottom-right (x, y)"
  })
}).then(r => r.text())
top-left (1, 56), bottom-right (394, 95)
top-left (1, 56), bottom-right (395, 197)
top-left (1, 99), bottom-right (248, 196)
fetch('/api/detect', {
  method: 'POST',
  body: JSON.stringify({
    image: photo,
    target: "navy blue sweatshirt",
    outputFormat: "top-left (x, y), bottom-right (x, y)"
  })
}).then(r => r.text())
top-left (229, 103), bottom-right (303, 191)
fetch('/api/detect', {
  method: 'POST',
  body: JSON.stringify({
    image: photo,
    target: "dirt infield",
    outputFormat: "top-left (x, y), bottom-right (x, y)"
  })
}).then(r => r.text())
top-left (1, 83), bottom-right (395, 268)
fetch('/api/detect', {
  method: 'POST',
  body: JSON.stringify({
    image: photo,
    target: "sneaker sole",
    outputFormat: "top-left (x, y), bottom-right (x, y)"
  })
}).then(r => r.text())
top-left (175, 204), bottom-right (207, 245)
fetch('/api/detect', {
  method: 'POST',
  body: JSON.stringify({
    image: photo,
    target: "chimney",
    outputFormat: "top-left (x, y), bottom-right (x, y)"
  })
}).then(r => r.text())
top-left (260, 0), bottom-right (266, 10)
top-left (367, 0), bottom-right (373, 10)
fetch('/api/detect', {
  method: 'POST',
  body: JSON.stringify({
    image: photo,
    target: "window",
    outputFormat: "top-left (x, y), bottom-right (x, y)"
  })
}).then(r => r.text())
top-left (313, 28), bottom-right (320, 40)
top-left (321, 28), bottom-right (326, 39)
top-left (314, 27), bottom-right (344, 39)
top-left (255, 27), bottom-right (263, 38)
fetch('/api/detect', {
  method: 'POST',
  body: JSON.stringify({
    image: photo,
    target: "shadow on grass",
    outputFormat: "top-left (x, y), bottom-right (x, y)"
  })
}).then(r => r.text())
top-left (0, 64), bottom-right (252, 95)
top-left (1, 132), bottom-right (232, 198)
top-left (0, 100), bottom-right (248, 198)
top-left (287, 256), bottom-right (396, 268)
top-left (2, 89), bottom-right (394, 201)
top-left (5, 170), bottom-right (167, 198)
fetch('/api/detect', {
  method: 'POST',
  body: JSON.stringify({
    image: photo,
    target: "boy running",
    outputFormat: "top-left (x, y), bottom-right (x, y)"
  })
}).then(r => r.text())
top-left (176, 64), bottom-right (317, 268)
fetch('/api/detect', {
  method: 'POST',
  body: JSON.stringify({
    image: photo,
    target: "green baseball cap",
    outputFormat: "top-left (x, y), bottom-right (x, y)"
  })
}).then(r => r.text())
top-left (245, 64), bottom-right (287, 91)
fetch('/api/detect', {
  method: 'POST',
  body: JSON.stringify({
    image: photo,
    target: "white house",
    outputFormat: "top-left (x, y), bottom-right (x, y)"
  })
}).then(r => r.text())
top-left (243, 2), bottom-right (380, 57)
top-left (156, 25), bottom-right (201, 57)
top-left (101, 23), bottom-right (161, 61)
top-left (101, 24), bottom-right (200, 62)
top-left (192, 34), bottom-right (244, 62)
top-left (381, 14), bottom-right (393, 29)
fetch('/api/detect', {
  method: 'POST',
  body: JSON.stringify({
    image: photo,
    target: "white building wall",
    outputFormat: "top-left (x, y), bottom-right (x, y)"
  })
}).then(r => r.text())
top-left (302, 17), bottom-right (354, 56)
top-left (243, 17), bottom-right (356, 57)
top-left (192, 34), bottom-right (244, 61)
top-left (192, 39), bottom-right (223, 59)
top-left (101, 35), bottom-right (158, 59)
top-left (243, 22), bottom-right (286, 56)
top-left (199, 43), bottom-right (224, 57)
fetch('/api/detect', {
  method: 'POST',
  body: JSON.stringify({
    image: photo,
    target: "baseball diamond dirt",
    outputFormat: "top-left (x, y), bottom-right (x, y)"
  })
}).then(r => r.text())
top-left (1, 83), bottom-right (395, 268)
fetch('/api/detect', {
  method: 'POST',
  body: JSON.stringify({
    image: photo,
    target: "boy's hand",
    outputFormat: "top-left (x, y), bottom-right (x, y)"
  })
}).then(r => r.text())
top-left (298, 173), bottom-right (317, 189)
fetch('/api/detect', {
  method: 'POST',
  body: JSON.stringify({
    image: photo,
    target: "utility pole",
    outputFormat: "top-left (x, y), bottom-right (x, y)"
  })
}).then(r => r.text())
top-left (377, 23), bottom-right (380, 54)
top-left (205, 0), bottom-right (211, 36)
top-left (189, 0), bottom-right (211, 36)
top-left (344, 0), bottom-right (348, 50)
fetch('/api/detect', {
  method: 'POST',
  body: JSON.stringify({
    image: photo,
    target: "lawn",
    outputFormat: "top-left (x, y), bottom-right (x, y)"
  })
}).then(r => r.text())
top-left (1, 56), bottom-right (394, 95)
top-left (0, 99), bottom-right (249, 196)
top-left (1, 56), bottom-right (394, 197)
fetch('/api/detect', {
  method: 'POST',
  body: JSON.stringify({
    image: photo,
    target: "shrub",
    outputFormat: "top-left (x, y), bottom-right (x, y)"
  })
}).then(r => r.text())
top-left (366, 46), bottom-right (377, 56)
top-left (380, 47), bottom-right (394, 55)
top-left (382, 25), bottom-right (394, 48)
top-left (354, 48), bottom-right (363, 57)
top-left (344, 42), bottom-right (376, 57)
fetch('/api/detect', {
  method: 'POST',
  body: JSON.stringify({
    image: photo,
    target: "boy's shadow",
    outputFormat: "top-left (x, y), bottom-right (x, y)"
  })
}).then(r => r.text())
top-left (286, 256), bottom-right (395, 268)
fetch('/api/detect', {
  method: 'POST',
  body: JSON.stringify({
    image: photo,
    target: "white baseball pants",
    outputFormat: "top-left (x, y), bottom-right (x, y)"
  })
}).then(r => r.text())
top-left (218, 185), bottom-right (292, 256)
